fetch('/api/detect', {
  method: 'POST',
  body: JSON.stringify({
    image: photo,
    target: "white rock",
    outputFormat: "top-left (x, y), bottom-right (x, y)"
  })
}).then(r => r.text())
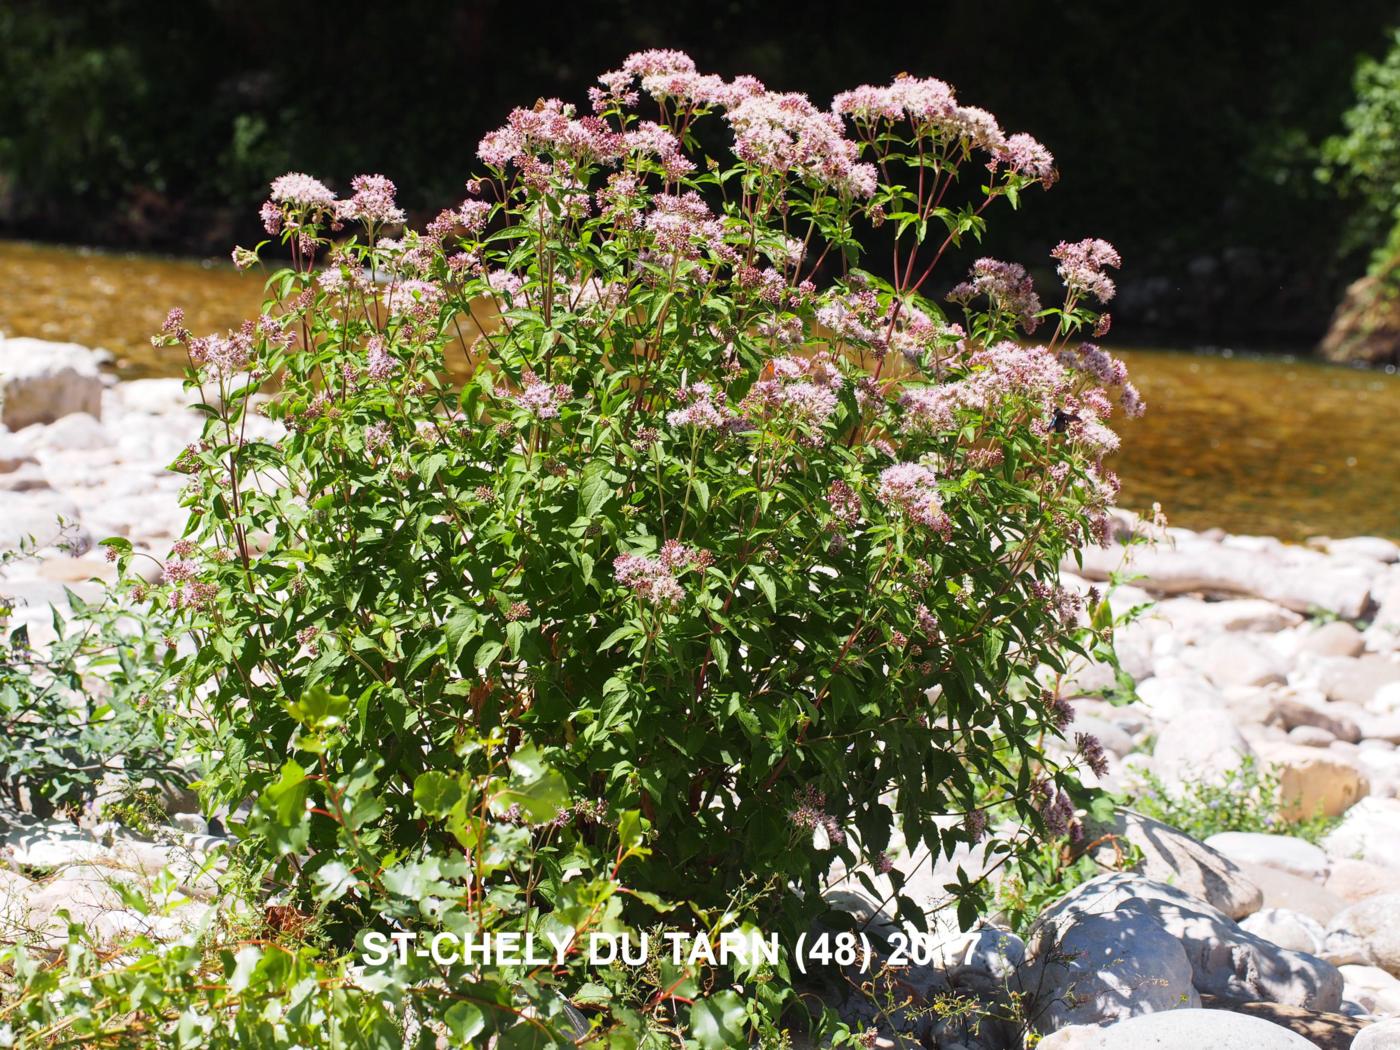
top-left (1372, 683), bottom-right (1400, 716)
top-left (1153, 597), bottom-right (1304, 642)
top-left (1328, 895), bottom-right (1400, 978)
top-left (116, 378), bottom-right (196, 416)
top-left (0, 338), bottom-right (103, 429)
top-left (1299, 621), bottom-right (1369, 659)
top-left (1290, 725), bottom-right (1339, 747)
top-left (1304, 655), bottom-right (1400, 709)
top-left (1314, 537), bottom-right (1400, 564)
top-left (0, 435), bottom-right (39, 474)
top-left (1324, 798), bottom-right (1400, 870)
top-left (1241, 907), bottom-right (1327, 954)
top-left (1039, 1010), bottom-right (1319, 1048)
top-left (1355, 1016), bottom-right (1400, 1049)
top-left (1268, 691), bottom-right (1362, 743)
top-left (18, 411), bottom-right (108, 452)
top-left (1341, 964), bottom-right (1400, 1016)
top-left (0, 494), bottom-right (90, 553)
top-left (1071, 539), bottom-right (1375, 619)
top-left (1153, 709), bottom-right (1254, 786)
top-left (0, 820), bottom-right (108, 867)
top-left (1134, 675), bottom-right (1222, 722)
top-left (1184, 637), bottom-right (1289, 689)
top-left (1204, 832), bottom-right (1332, 881)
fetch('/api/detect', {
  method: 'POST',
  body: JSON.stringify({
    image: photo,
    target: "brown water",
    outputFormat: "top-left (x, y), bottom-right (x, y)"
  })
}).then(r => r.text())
top-left (2, 239), bottom-right (1397, 540)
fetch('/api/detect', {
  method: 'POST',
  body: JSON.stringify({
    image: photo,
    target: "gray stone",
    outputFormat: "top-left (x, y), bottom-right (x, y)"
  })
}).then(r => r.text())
top-left (1026, 910), bottom-right (1200, 1032)
top-left (1030, 874), bottom-right (1343, 1013)
top-left (1087, 810), bottom-right (1262, 919)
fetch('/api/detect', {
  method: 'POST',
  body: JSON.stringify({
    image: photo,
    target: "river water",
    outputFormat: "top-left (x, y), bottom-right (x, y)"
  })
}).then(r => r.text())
top-left (2, 239), bottom-right (1396, 541)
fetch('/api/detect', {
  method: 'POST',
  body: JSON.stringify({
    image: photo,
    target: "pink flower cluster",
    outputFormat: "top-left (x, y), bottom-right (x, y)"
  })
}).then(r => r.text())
top-left (996, 133), bottom-right (1056, 183)
top-left (1052, 238), bottom-right (1121, 303)
top-left (726, 91), bottom-right (876, 197)
top-left (644, 192), bottom-right (730, 263)
top-left (742, 354), bottom-right (844, 430)
top-left (336, 174), bottom-right (406, 227)
top-left (833, 76), bottom-right (1009, 154)
top-left (666, 382), bottom-right (733, 431)
top-left (789, 785), bottom-right (845, 847)
top-left (512, 370), bottom-right (571, 420)
top-left (877, 463), bottom-right (951, 536)
top-left (948, 258), bottom-right (1042, 332)
top-left (613, 541), bottom-right (711, 608)
top-left (479, 98), bottom-right (624, 169)
top-left (595, 50), bottom-right (765, 112)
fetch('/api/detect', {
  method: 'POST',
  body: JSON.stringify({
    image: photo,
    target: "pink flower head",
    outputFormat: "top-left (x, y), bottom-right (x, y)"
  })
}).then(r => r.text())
top-left (337, 174), bottom-right (406, 227)
top-left (995, 133), bottom-right (1056, 183)
top-left (513, 369), bottom-right (571, 420)
top-left (877, 462), bottom-right (951, 537)
top-left (1052, 238), bottom-right (1121, 304)
top-left (948, 258), bottom-right (1042, 333)
top-left (269, 172), bottom-right (336, 210)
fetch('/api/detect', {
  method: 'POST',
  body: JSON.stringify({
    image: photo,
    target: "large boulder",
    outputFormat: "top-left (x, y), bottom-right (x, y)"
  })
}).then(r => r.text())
top-left (0, 338), bottom-right (103, 429)
top-left (1027, 874), bottom-right (1343, 1018)
top-left (1027, 909), bottom-right (1200, 1032)
top-left (1328, 895), bottom-right (1400, 978)
top-left (1086, 810), bottom-right (1261, 919)
top-left (1037, 1008), bottom-right (1321, 1048)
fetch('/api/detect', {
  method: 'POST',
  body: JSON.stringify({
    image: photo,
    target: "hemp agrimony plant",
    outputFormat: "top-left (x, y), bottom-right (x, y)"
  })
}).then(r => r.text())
top-left (119, 51), bottom-right (1142, 1043)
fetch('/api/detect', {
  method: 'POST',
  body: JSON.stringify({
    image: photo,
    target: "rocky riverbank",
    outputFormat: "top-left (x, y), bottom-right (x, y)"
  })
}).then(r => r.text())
top-left (3, 336), bottom-right (1400, 1047)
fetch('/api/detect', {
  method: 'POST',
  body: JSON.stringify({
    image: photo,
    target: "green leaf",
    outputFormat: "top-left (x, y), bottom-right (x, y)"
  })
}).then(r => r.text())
top-left (748, 565), bottom-right (777, 612)
top-left (578, 460), bottom-right (613, 519)
top-left (414, 771), bottom-right (462, 818)
top-left (443, 1002), bottom-right (486, 1043)
top-left (689, 991), bottom-right (747, 1048)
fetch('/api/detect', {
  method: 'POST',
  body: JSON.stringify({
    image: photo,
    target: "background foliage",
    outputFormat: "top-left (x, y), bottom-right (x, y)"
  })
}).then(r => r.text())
top-left (1, 0), bottom-right (1396, 345)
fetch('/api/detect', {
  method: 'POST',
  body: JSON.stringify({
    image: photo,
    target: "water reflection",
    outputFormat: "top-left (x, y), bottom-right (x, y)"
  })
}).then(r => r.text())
top-left (1, 239), bottom-right (1396, 540)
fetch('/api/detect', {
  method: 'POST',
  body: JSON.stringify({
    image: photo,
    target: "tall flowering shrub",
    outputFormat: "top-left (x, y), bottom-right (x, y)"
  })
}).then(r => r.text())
top-left (139, 52), bottom-right (1139, 1041)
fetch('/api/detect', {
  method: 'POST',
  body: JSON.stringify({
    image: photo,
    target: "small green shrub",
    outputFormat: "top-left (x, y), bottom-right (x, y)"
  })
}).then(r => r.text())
top-left (1131, 755), bottom-right (1339, 845)
top-left (0, 550), bottom-right (182, 817)
top-left (10, 51), bottom-right (1142, 1045)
